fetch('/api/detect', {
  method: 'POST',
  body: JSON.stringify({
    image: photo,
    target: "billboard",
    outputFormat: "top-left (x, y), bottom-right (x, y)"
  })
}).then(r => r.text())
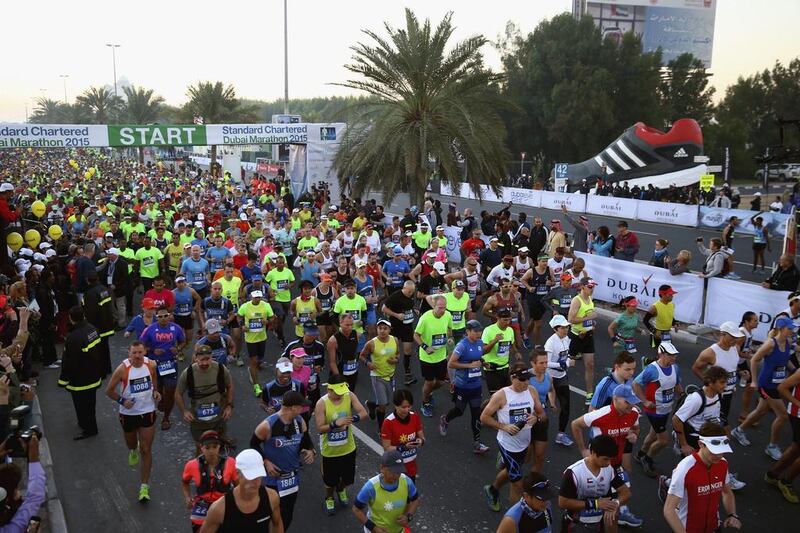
top-left (579, 0), bottom-right (717, 67)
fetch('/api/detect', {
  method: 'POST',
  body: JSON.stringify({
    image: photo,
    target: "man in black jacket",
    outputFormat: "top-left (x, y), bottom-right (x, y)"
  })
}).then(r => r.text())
top-left (35, 268), bottom-right (59, 368)
top-left (58, 306), bottom-right (102, 440)
top-left (99, 247), bottom-right (131, 329)
top-left (82, 272), bottom-right (115, 376)
top-left (527, 217), bottom-right (549, 259)
top-left (763, 254), bottom-right (800, 291)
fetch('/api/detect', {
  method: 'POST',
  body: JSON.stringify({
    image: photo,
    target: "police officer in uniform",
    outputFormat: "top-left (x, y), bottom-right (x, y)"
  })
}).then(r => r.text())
top-left (58, 305), bottom-right (103, 440)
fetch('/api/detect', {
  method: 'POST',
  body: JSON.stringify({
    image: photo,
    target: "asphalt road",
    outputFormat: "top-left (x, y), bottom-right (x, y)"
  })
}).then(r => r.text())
top-left (38, 302), bottom-right (797, 533)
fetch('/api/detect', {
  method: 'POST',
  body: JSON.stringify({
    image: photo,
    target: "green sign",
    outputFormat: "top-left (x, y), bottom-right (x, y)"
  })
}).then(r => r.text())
top-left (107, 124), bottom-right (207, 147)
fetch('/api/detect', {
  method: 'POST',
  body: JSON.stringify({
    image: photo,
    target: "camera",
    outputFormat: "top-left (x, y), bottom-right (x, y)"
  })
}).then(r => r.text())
top-left (3, 405), bottom-right (42, 458)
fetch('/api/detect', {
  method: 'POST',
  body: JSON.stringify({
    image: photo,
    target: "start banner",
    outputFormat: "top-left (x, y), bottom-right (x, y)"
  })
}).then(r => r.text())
top-left (704, 277), bottom-right (790, 342)
top-left (575, 252), bottom-right (704, 324)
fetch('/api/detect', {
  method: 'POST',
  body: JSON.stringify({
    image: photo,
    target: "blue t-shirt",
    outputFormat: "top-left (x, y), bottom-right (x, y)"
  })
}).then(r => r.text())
top-left (530, 373), bottom-right (551, 408)
top-left (260, 413), bottom-right (305, 489)
top-left (383, 259), bottom-right (411, 288)
top-left (453, 337), bottom-right (484, 389)
top-left (180, 257), bottom-right (211, 290)
top-left (173, 287), bottom-right (194, 316)
top-left (125, 314), bottom-right (150, 340)
top-left (206, 246), bottom-right (231, 271)
top-left (139, 322), bottom-right (185, 361)
top-left (191, 238), bottom-right (210, 253)
top-left (504, 499), bottom-right (553, 533)
top-left (590, 373), bottom-right (632, 409)
top-left (240, 265), bottom-right (260, 284)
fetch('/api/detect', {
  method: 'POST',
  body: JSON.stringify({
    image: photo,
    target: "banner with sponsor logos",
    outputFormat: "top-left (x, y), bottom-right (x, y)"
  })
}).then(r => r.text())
top-left (698, 207), bottom-right (791, 237)
top-left (704, 277), bottom-right (789, 342)
top-left (575, 252), bottom-right (704, 324)
top-left (540, 191), bottom-right (586, 213)
top-left (0, 124), bottom-right (108, 148)
top-left (635, 198), bottom-right (699, 227)
top-left (585, 195), bottom-right (638, 219)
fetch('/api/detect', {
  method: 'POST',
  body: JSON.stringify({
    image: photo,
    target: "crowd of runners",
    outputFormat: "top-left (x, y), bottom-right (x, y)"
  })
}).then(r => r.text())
top-left (2, 147), bottom-right (800, 532)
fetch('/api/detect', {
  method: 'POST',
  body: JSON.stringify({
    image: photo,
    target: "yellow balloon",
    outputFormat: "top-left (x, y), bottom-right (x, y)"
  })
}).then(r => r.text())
top-left (84, 171), bottom-right (92, 179)
top-left (6, 232), bottom-right (22, 252)
top-left (69, 159), bottom-right (76, 166)
top-left (48, 225), bottom-right (63, 240)
top-left (24, 229), bottom-right (41, 249)
top-left (89, 167), bottom-right (96, 176)
top-left (31, 200), bottom-right (46, 218)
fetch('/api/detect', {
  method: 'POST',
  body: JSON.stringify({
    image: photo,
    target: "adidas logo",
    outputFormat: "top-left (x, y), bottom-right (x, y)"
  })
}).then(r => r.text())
top-left (673, 148), bottom-right (688, 158)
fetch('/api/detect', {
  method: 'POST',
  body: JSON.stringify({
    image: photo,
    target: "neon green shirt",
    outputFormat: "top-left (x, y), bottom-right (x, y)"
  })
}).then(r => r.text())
top-left (134, 246), bottom-right (163, 279)
top-left (237, 301), bottom-right (273, 343)
top-left (414, 309), bottom-right (453, 363)
top-left (333, 294), bottom-right (368, 334)
top-left (265, 268), bottom-right (295, 303)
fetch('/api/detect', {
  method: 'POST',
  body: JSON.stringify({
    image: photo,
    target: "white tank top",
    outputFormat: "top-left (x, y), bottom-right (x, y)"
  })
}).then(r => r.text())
top-left (320, 252), bottom-right (335, 271)
top-left (514, 257), bottom-right (531, 278)
top-left (119, 358), bottom-right (157, 415)
top-left (463, 269), bottom-right (480, 298)
top-left (496, 387), bottom-right (534, 452)
top-left (649, 362), bottom-right (678, 415)
top-left (711, 343), bottom-right (739, 395)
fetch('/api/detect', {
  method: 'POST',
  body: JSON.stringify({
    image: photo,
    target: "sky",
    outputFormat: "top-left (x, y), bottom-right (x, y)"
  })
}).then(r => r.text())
top-left (1, 0), bottom-right (798, 123)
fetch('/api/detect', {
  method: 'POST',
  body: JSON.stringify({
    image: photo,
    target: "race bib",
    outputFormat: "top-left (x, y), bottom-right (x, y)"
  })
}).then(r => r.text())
top-left (343, 359), bottom-right (358, 376)
top-left (249, 318), bottom-right (264, 331)
top-left (508, 407), bottom-right (530, 425)
top-left (277, 280), bottom-right (289, 291)
top-left (403, 310), bottom-right (414, 324)
top-left (157, 359), bottom-right (177, 377)
top-left (557, 350), bottom-right (569, 368)
top-left (431, 334), bottom-right (447, 347)
top-left (661, 387), bottom-right (675, 404)
top-left (142, 256), bottom-right (154, 267)
top-left (560, 296), bottom-right (571, 309)
top-left (350, 310), bottom-right (362, 322)
top-left (623, 338), bottom-right (637, 353)
top-left (328, 427), bottom-right (349, 446)
top-left (190, 499), bottom-right (210, 521)
top-left (196, 402), bottom-right (220, 422)
top-left (467, 366), bottom-right (482, 379)
top-left (773, 366), bottom-right (787, 384)
top-left (726, 371), bottom-right (738, 387)
top-left (321, 299), bottom-right (332, 311)
top-left (451, 311), bottom-right (463, 322)
top-left (176, 302), bottom-right (191, 315)
top-left (497, 340), bottom-right (511, 357)
top-left (193, 271), bottom-right (205, 283)
top-left (399, 445), bottom-right (417, 462)
top-left (661, 332), bottom-right (672, 342)
top-left (277, 471), bottom-right (299, 497)
top-left (536, 285), bottom-right (548, 295)
top-left (582, 319), bottom-right (595, 329)
top-left (130, 376), bottom-right (151, 394)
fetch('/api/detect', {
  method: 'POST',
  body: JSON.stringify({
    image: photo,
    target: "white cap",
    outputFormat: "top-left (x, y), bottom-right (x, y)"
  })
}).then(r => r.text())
top-left (38, 242), bottom-right (52, 250)
top-left (32, 264), bottom-right (45, 273)
top-left (44, 249), bottom-right (57, 258)
top-left (33, 253), bottom-right (47, 262)
top-left (658, 341), bottom-right (679, 355)
top-left (194, 221), bottom-right (203, 228)
top-left (698, 435), bottom-right (732, 454)
top-left (0, 183), bottom-right (14, 192)
top-left (518, 247), bottom-right (529, 253)
top-left (235, 449), bottom-right (267, 480)
top-left (549, 315), bottom-right (570, 328)
top-left (433, 261), bottom-right (446, 274)
top-left (105, 231), bottom-right (114, 238)
top-left (719, 321), bottom-right (745, 338)
top-left (107, 247), bottom-right (120, 255)
top-left (268, 252), bottom-right (279, 260)
top-left (275, 358), bottom-right (293, 373)
top-left (197, 213), bottom-right (205, 220)
top-left (251, 290), bottom-right (264, 298)
top-left (239, 212), bottom-right (247, 220)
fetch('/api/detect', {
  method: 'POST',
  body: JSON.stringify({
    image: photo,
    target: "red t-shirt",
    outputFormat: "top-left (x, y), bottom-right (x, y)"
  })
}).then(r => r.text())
top-left (144, 288), bottom-right (176, 310)
top-left (582, 404), bottom-right (639, 466)
top-left (381, 411), bottom-right (423, 477)
top-left (182, 456), bottom-right (238, 525)
top-left (668, 452), bottom-right (728, 533)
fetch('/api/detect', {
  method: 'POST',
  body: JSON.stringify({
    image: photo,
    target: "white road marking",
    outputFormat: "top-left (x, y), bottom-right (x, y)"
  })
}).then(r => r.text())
top-left (352, 424), bottom-right (386, 456)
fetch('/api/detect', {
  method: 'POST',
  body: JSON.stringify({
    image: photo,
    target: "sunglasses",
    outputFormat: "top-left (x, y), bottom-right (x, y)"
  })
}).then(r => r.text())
top-left (703, 437), bottom-right (729, 446)
top-left (513, 371), bottom-right (531, 381)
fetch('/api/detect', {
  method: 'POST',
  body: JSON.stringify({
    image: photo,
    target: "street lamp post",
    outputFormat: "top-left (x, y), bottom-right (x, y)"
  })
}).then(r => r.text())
top-left (283, 0), bottom-right (289, 114)
top-left (59, 74), bottom-right (69, 104)
top-left (106, 44), bottom-right (121, 98)
top-left (520, 152), bottom-right (526, 177)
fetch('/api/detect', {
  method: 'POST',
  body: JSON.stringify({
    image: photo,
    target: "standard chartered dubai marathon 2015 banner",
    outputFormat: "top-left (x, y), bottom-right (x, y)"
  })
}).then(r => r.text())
top-left (0, 123), bottom-right (345, 148)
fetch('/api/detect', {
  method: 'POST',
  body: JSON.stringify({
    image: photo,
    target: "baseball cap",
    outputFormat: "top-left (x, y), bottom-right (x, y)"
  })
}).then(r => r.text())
top-left (719, 321), bottom-right (745, 338)
top-left (251, 290), bottom-right (264, 298)
top-left (104, 231), bottom-right (114, 238)
top-left (381, 450), bottom-right (406, 474)
top-left (451, 279), bottom-right (465, 290)
top-left (141, 297), bottom-right (157, 310)
top-left (183, 243), bottom-right (192, 250)
top-left (106, 247), bottom-right (120, 255)
top-left (377, 318), bottom-right (391, 328)
top-left (0, 183), bottom-right (14, 192)
top-left (489, 237), bottom-right (499, 242)
top-left (549, 315), bottom-right (570, 328)
top-left (393, 245), bottom-right (403, 255)
top-left (698, 435), bottom-right (733, 455)
top-left (518, 247), bottom-right (529, 253)
top-left (658, 285), bottom-right (677, 296)
top-left (199, 430), bottom-right (223, 445)
top-left (521, 475), bottom-right (554, 500)
top-left (328, 381), bottom-right (350, 395)
top-left (205, 318), bottom-right (222, 334)
top-left (303, 322), bottom-right (320, 336)
top-left (658, 342), bottom-right (679, 355)
top-left (612, 384), bottom-right (641, 404)
top-left (282, 390), bottom-right (310, 407)
top-left (235, 449), bottom-right (267, 480)
top-left (275, 357), bottom-right (293, 373)
top-left (466, 319), bottom-right (483, 331)
top-left (433, 261), bottom-right (446, 274)
top-left (775, 316), bottom-right (799, 331)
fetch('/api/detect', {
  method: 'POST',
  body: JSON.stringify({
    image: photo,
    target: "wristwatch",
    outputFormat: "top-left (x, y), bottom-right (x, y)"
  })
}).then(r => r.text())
top-left (405, 513), bottom-right (414, 523)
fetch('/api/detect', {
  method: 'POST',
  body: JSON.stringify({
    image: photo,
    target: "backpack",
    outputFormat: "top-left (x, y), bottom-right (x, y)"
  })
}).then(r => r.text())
top-left (671, 384), bottom-right (706, 421)
top-left (186, 363), bottom-right (227, 400)
top-left (607, 236), bottom-right (616, 257)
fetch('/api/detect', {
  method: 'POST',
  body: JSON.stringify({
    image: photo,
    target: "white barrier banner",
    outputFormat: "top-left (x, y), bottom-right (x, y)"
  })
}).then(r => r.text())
top-left (443, 226), bottom-right (463, 264)
top-left (505, 187), bottom-right (542, 208)
top-left (698, 207), bottom-right (791, 237)
top-left (704, 277), bottom-right (789, 342)
top-left (440, 183), bottom-right (503, 202)
top-left (540, 191), bottom-right (586, 213)
top-left (636, 198), bottom-right (699, 227)
top-left (585, 195), bottom-right (638, 219)
top-left (575, 252), bottom-right (704, 323)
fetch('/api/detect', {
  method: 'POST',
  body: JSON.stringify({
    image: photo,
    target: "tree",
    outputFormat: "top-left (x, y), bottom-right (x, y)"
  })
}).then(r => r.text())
top-left (29, 98), bottom-right (64, 124)
top-left (76, 86), bottom-right (124, 124)
top-left (333, 9), bottom-right (510, 205)
top-left (659, 53), bottom-right (715, 127)
top-left (182, 82), bottom-right (259, 172)
top-left (123, 86), bottom-right (165, 163)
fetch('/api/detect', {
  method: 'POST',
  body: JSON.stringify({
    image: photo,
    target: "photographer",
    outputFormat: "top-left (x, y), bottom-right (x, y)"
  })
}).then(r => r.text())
top-left (0, 434), bottom-right (45, 532)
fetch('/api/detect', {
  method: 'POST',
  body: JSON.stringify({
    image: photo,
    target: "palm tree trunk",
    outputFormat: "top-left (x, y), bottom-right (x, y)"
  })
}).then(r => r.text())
top-left (138, 147), bottom-right (144, 166)
top-left (412, 167), bottom-right (427, 207)
top-left (210, 145), bottom-right (218, 177)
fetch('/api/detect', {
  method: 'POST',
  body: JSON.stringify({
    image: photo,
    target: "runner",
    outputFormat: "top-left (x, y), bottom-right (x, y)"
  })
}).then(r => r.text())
top-left (289, 279), bottom-right (322, 339)
top-left (643, 285), bottom-right (678, 366)
top-left (352, 450), bottom-right (420, 533)
top-left (332, 279), bottom-right (368, 354)
top-left (567, 278), bottom-right (599, 406)
top-left (180, 245), bottom-right (211, 299)
top-left (442, 319), bottom-right (491, 454)
top-left (767, 367), bottom-right (800, 502)
top-left (496, 472), bottom-right (554, 533)
top-left (252, 390), bottom-right (316, 530)
top-left (442, 279), bottom-right (470, 344)
top-left (175, 345), bottom-right (234, 455)
top-left (260, 358), bottom-right (306, 414)
top-left (105, 341), bottom-right (160, 502)
top-left (283, 322), bottom-right (326, 407)
top-left (445, 254), bottom-right (482, 321)
top-left (543, 315), bottom-right (575, 447)
top-left (181, 431), bottom-right (238, 532)
top-left (521, 254), bottom-right (555, 349)
top-left (140, 306), bottom-right (186, 431)
top-left (327, 313), bottom-right (360, 390)
top-left (381, 389), bottom-right (425, 482)
top-left (481, 363), bottom-right (546, 511)
top-left (413, 295), bottom-right (454, 417)
top-left (360, 318), bottom-right (399, 431)
top-left (315, 376), bottom-right (369, 516)
top-left (607, 297), bottom-right (644, 356)
top-left (482, 309), bottom-right (519, 395)
top-left (528, 350), bottom-right (555, 473)
top-left (173, 275), bottom-right (204, 361)
top-left (201, 282), bottom-right (235, 338)
top-left (237, 290), bottom-right (274, 396)
top-left (353, 260), bottom-right (379, 339)
top-left (590, 353), bottom-right (636, 410)
top-left (313, 272), bottom-right (339, 342)
top-left (265, 255), bottom-right (295, 347)
top-left (382, 245), bottom-right (411, 296)
top-left (382, 280), bottom-right (418, 385)
top-left (195, 319), bottom-right (237, 367)
top-left (544, 273), bottom-right (577, 318)
top-left (483, 278), bottom-right (525, 349)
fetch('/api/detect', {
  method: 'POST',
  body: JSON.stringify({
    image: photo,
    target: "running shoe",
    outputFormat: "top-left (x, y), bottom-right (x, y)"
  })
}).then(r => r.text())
top-left (618, 508), bottom-right (643, 528)
top-left (728, 473), bottom-right (746, 491)
top-left (421, 403), bottom-right (433, 418)
top-left (439, 415), bottom-right (449, 437)
top-left (177, 351), bottom-right (185, 362)
top-left (404, 372), bottom-right (418, 386)
top-left (779, 480), bottom-right (800, 503)
top-left (584, 392), bottom-right (593, 407)
top-left (657, 475), bottom-right (670, 503)
top-left (138, 484), bottom-right (150, 502)
top-left (45, 363), bottom-right (61, 369)
top-left (766, 443), bottom-right (783, 461)
top-left (128, 448), bottom-right (140, 467)
top-left (366, 400), bottom-right (377, 420)
top-left (764, 472), bottom-right (780, 487)
top-left (639, 455), bottom-right (657, 478)
top-left (483, 485), bottom-right (500, 512)
top-left (522, 335), bottom-right (532, 350)
top-left (236, 357), bottom-right (244, 367)
top-left (731, 427), bottom-right (751, 446)
top-left (473, 441), bottom-right (490, 455)
top-left (336, 489), bottom-right (349, 507)
top-left (324, 497), bottom-right (336, 516)
top-left (253, 384), bottom-right (263, 398)
top-left (555, 432), bottom-right (574, 447)
top-left (724, 272), bottom-right (742, 280)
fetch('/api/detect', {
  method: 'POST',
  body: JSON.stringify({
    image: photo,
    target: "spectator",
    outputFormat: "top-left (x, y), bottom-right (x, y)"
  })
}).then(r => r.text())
top-left (667, 250), bottom-right (692, 276)
top-left (648, 239), bottom-right (671, 268)
top-left (560, 205), bottom-right (589, 253)
top-left (545, 219), bottom-right (566, 257)
top-left (0, 435), bottom-right (46, 532)
top-left (75, 242), bottom-right (96, 303)
top-left (587, 226), bottom-right (613, 257)
top-left (0, 184), bottom-right (20, 277)
top-left (527, 217), bottom-right (549, 259)
top-left (770, 195), bottom-right (784, 213)
top-left (710, 190), bottom-right (731, 208)
top-left (697, 238), bottom-right (727, 279)
top-left (763, 254), bottom-right (800, 291)
top-left (750, 192), bottom-right (762, 211)
top-left (614, 221), bottom-right (639, 262)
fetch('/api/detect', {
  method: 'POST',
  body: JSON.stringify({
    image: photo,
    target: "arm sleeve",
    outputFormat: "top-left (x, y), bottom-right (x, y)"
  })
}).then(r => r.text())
top-left (559, 469), bottom-right (578, 499)
top-left (609, 467), bottom-right (626, 492)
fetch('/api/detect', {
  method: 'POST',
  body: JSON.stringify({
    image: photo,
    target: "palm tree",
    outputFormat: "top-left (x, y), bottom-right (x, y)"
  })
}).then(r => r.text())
top-left (182, 82), bottom-right (259, 173)
top-left (123, 86), bottom-right (166, 163)
top-left (29, 98), bottom-right (64, 124)
top-left (333, 9), bottom-right (510, 206)
top-left (76, 86), bottom-right (124, 124)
